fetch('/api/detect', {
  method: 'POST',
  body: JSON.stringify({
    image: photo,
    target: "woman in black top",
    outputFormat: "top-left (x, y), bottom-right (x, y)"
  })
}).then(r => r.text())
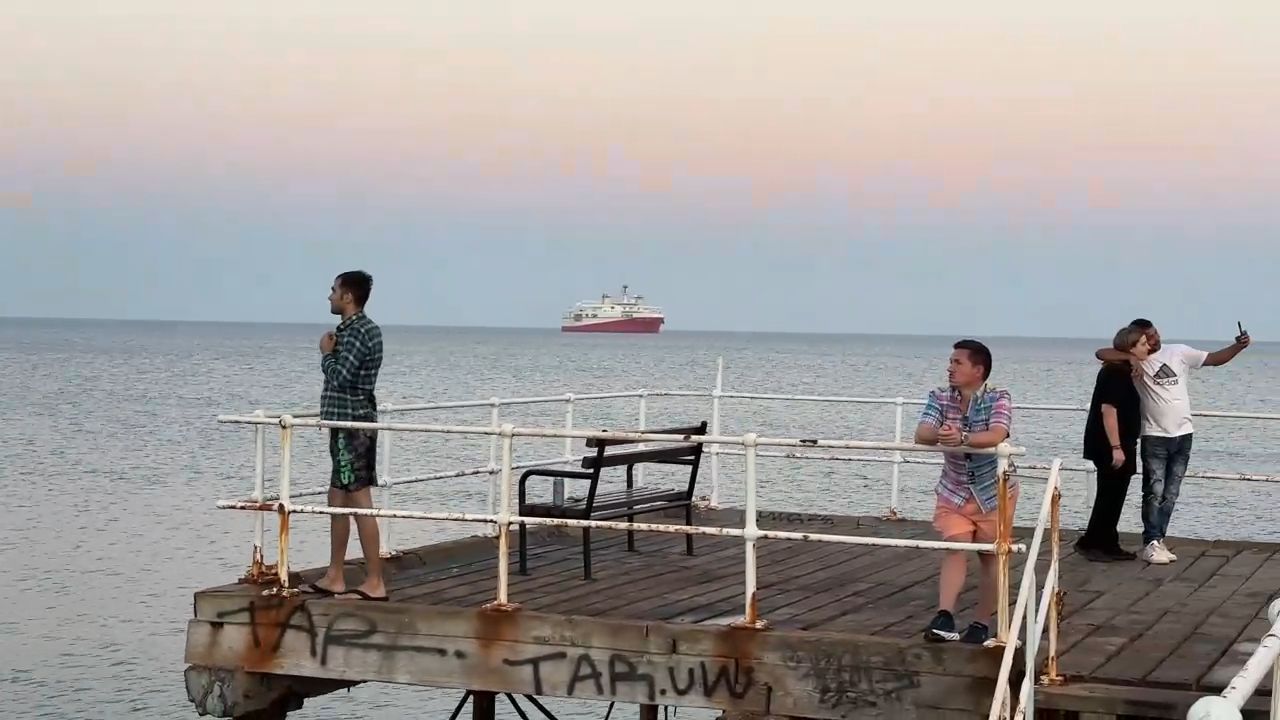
top-left (1077, 325), bottom-right (1150, 561)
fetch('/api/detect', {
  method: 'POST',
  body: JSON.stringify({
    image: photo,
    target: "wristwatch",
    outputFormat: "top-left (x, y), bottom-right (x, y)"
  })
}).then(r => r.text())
top-left (961, 431), bottom-right (970, 446)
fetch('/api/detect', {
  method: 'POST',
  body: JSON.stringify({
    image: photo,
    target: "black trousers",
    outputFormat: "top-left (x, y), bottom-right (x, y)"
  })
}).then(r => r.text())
top-left (1080, 454), bottom-right (1136, 551)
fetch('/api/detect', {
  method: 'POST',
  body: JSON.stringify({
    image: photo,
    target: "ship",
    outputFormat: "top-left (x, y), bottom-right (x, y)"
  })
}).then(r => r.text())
top-left (560, 285), bottom-right (665, 333)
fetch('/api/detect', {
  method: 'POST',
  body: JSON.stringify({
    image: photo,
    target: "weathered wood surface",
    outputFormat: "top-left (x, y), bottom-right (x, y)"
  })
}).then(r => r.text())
top-left (1031, 683), bottom-right (1275, 719)
top-left (186, 506), bottom-right (1280, 718)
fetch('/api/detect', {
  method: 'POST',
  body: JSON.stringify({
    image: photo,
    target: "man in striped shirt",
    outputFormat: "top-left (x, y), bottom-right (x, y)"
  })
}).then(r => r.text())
top-left (307, 270), bottom-right (387, 602)
top-left (914, 339), bottom-right (1015, 644)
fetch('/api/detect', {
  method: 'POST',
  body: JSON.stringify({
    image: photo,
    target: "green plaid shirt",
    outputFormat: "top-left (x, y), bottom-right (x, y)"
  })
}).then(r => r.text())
top-left (320, 311), bottom-right (383, 422)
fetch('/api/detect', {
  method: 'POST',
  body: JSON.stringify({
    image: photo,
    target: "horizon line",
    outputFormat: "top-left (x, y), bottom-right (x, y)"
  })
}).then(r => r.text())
top-left (0, 313), bottom-right (1258, 345)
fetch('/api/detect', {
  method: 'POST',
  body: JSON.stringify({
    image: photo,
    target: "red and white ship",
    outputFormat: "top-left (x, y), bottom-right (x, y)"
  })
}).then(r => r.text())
top-left (561, 285), bottom-right (665, 333)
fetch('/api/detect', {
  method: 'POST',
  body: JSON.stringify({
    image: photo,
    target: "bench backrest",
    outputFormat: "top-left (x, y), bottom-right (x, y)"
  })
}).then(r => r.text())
top-left (570, 421), bottom-right (709, 508)
top-left (584, 422), bottom-right (708, 449)
top-left (582, 442), bottom-right (700, 470)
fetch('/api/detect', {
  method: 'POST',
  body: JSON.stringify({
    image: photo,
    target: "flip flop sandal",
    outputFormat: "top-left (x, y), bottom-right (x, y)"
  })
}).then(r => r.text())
top-left (335, 589), bottom-right (389, 602)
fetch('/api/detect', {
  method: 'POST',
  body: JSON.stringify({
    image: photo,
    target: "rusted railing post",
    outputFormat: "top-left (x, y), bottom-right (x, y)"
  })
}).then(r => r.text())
top-left (637, 389), bottom-right (648, 486)
top-left (1024, 563), bottom-right (1037, 717)
top-left (1044, 482), bottom-right (1064, 685)
top-left (269, 414), bottom-right (297, 596)
top-left (995, 443), bottom-right (1013, 644)
top-left (734, 432), bottom-right (769, 629)
top-left (484, 423), bottom-right (520, 611)
top-left (487, 398), bottom-right (500, 537)
top-left (710, 357), bottom-right (723, 507)
top-left (887, 397), bottom-right (904, 519)
top-left (244, 409), bottom-right (269, 582)
top-left (556, 395), bottom-right (573, 506)
top-left (378, 402), bottom-right (395, 557)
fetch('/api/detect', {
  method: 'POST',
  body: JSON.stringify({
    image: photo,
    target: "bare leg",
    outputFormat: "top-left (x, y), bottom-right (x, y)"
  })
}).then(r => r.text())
top-left (314, 488), bottom-right (350, 593)
top-left (342, 487), bottom-right (387, 598)
top-left (937, 534), bottom-right (971, 612)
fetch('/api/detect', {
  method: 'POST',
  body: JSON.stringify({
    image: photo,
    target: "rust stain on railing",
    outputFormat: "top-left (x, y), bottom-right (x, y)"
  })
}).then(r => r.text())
top-left (262, 503), bottom-right (298, 598)
top-left (239, 545), bottom-right (278, 585)
top-left (731, 591), bottom-right (771, 631)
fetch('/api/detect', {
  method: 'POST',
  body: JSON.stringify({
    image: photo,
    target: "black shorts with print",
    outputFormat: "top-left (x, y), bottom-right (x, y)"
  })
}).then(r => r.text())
top-left (329, 427), bottom-right (378, 492)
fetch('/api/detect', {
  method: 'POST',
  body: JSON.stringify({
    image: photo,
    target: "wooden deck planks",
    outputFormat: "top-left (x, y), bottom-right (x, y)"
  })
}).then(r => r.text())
top-left (203, 507), bottom-right (1280, 704)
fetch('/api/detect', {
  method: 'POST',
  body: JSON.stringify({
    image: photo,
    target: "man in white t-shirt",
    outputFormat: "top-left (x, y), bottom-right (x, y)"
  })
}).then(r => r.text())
top-left (1094, 318), bottom-right (1250, 564)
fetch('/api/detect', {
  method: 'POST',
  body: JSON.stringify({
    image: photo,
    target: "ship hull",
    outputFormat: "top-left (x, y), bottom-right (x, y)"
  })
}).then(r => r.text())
top-left (561, 317), bottom-right (664, 333)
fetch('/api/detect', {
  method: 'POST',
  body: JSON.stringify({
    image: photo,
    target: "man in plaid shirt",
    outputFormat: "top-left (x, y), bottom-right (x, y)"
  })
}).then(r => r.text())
top-left (306, 270), bottom-right (387, 602)
top-left (914, 339), bottom-right (1015, 644)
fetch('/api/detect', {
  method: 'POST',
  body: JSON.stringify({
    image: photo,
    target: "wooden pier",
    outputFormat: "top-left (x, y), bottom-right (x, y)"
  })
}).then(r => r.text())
top-left (183, 507), bottom-right (1280, 719)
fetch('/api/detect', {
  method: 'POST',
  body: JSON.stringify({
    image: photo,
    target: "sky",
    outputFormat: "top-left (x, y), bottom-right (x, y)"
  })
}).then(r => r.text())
top-left (3, 1), bottom-right (1278, 339)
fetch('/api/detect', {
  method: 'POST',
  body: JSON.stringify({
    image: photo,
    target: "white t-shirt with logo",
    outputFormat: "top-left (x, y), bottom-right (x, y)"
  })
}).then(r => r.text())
top-left (1135, 343), bottom-right (1209, 437)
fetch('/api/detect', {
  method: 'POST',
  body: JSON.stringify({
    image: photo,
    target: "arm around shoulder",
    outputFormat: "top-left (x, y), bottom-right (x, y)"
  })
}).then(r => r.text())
top-left (1096, 347), bottom-right (1131, 363)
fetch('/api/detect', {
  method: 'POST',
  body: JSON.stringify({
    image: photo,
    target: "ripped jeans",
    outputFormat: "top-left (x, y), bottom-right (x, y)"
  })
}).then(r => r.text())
top-left (1140, 433), bottom-right (1192, 545)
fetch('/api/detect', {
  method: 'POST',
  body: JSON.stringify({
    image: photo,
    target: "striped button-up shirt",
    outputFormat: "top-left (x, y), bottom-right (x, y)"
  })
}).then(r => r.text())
top-left (917, 384), bottom-right (1014, 513)
top-left (320, 311), bottom-right (383, 422)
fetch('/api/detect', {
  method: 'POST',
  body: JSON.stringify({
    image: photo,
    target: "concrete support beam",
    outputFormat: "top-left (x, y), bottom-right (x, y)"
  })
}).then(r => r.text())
top-left (184, 665), bottom-right (355, 718)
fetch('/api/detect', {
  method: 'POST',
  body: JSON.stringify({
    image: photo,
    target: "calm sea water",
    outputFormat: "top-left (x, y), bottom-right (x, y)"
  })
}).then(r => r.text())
top-left (2, 318), bottom-right (1277, 719)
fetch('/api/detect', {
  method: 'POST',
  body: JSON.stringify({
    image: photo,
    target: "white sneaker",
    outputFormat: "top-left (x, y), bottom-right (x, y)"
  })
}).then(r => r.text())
top-left (1142, 541), bottom-right (1171, 565)
top-left (1157, 540), bottom-right (1177, 561)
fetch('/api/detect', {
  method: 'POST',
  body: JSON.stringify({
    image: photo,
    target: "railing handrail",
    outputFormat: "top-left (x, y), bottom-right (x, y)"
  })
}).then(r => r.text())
top-left (243, 388), bottom-right (1280, 423)
top-left (221, 418), bottom-right (1029, 624)
top-left (1187, 598), bottom-right (1280, 719)
top-left (215, 413), bottom-right (1027, 456)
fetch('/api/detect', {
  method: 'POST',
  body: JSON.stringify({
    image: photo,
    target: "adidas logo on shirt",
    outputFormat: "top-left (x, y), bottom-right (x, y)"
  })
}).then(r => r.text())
top-left (1152, 362), bottom-right (1179, 387)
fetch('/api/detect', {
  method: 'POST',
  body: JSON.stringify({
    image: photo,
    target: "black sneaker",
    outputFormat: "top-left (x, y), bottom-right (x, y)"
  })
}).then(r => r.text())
top-left (959, 621), bottom-right (990, 644)
top-left (1075, 538), bottom-right (1116, 562)
top-left (924, 610), bottom-right (959, 642)
top-left (1102, 546), bottom-right (1137, 561)
top-left (1080, 546), bottom-right (1117, 562)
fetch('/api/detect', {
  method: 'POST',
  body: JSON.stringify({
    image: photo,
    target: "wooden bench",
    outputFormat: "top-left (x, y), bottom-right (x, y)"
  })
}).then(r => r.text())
top-left (517, 421), bottom-right (708, 580)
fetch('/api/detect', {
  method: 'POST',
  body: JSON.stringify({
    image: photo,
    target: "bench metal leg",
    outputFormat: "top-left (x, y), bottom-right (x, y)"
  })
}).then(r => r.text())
top-left (685, 505), bottom-right (694, 556)
top-left (627, 514), bottom-right (636, 552)
top-left (519, 522), bottom-right (529, 575)
top-left (582, 528), bottom-right (592, 580)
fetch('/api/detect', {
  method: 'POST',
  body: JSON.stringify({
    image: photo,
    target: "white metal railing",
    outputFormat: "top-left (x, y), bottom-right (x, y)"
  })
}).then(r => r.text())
top-left (988, 459), bottom-right (1065, 720)
top-left (1187, 598), bottom-right (1280, 719)
top-left (234, 357), bottom-right (1280, 567)
top-left (221, 355), bottom-right (1277, 717)
top-left (216, 414), bottom-right (1031, 636)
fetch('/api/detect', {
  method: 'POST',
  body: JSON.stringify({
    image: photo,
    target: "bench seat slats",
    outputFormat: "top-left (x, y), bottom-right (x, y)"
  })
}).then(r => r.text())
top-left (575, 488), bottom-right (685, 512)
top-left (524, 488), bottom-right (685, 518)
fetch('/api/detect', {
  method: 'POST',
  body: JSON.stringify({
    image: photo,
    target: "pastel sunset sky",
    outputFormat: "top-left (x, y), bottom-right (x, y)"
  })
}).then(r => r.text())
top-left (3, 1), bottom-right (1278, 338)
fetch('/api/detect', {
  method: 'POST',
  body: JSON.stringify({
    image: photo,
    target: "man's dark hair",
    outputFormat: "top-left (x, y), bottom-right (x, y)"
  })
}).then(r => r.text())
top-left (954, 339), bottom-right (993, 381)
top-left (336, 270), bottom-right (373, 308)
top-left (1130, 318), bottom-right (1154, 330)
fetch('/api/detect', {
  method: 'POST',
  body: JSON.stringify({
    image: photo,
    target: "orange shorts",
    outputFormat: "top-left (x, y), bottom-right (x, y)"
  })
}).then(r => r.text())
top-left (933, 487), bottom-right (1019, 543)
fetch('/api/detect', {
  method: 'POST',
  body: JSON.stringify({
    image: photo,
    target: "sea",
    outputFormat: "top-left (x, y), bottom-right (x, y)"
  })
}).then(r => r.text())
top-left (3, 318), bottom-right (1278, 719)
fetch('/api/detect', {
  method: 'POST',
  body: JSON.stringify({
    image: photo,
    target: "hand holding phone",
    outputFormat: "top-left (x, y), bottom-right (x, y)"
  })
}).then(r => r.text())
top-left (1236, 321), bottom-right (1250, 346)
